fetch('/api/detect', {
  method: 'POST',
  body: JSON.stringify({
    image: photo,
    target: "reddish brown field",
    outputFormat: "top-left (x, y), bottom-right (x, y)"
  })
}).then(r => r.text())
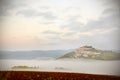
top-left (0, 71), bottom-right (120, 80)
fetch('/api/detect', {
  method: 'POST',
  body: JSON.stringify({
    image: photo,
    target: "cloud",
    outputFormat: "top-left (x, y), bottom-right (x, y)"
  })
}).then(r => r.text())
top-left (104, 0), bottom-right (120, 8)
top-left (60, 6), bottom-right (119, 34)
top-left (37, 11), bottom-right (57, 20)
top-left (102, 8), bottom-right (118, 15)
top-left (16, 8), bottom-right (57, 21)
top-left (42, 30), bottom-right (61, 35)
top-left (0, 0), bottom-right (57, 21)
top-left (16, 9), bottom-right (38, 17)
top-left (39, 21), bottom-right (56, 25)
top-left (60, 15), bottom-right (84, 32)
top-left (62, 21), bottom-right (83, 32)
top-left (63, 32), bottom-right (77, 36)
top-left (0, 0), bottom-right (14, 16)
top-left (56, 2), bottom-right (120, 50)
top-left (1, 0), bottom-right (119, 50)
top-left (42, 30), bottom-right (80, 46)
top-left (0, 0), bottom-right (26, 16)
top-left (57, 0), bottom-right (120, 36)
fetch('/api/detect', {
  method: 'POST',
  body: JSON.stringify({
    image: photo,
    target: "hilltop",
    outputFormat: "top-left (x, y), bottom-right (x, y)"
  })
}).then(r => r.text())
top-left (58, 46), bottom-right (120, 60)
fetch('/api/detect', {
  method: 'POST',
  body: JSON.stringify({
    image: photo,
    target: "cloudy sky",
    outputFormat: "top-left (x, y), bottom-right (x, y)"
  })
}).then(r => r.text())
top-left (0, 0), bottom-right (120, 51)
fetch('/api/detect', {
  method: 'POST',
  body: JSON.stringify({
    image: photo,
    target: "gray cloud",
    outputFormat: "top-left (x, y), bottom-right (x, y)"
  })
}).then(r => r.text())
top-left (37, 11), bottom-right (57, 20)
top-left (0, 0), bottom-right (14, 16)
top-left (42, 31), bottom-right (61, 35)
top-left (102, 0), bottom-right (120, 18)
top-left (39, 21), bottom-right (56, 24)
top-left (62, 21), bottom-right (83, 31)
top-left (0, 0), bottom-right (57, 21)
top-left (61, 7), bottom-right (119, 33)
top-left (42, 30), bottom-right (77, 46)
top-left (0, 0), bottom-right (26, 16)
top-left (16, 9), bottom-right (38, 17)
top-left (16, 8), bottom-right (57, 20)
top-left (59, 0), bottom-right (120, 34)
top-left (104, 0), bottom-right (120, 8)
top-left (103, 8), bottom-right (118, 15)
top-left (64, 32), bottom-right (77, 36)
top-left (60, 15), bottom-right (84, 33)
top-left (57, 2), bottom-right (120, 50)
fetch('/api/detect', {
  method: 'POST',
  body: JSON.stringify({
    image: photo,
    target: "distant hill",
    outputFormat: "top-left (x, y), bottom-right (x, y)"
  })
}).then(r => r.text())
top-left (58, 46), bottom-right (120, 60)
top-left (0, 50), bottom-right (73, 60)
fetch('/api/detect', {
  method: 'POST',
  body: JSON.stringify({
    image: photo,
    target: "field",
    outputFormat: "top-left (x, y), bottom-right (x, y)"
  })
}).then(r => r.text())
top-left (0, 71), bottom-right (120, 80)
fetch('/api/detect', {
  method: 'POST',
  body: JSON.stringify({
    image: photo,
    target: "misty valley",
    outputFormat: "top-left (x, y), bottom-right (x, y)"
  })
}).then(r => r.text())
top-left (0, 46), bottom-right (120, 76)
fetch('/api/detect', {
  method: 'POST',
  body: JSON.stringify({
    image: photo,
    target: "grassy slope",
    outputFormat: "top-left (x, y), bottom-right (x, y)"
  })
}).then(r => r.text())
top-left (58, 50), bottom-right (120, 60)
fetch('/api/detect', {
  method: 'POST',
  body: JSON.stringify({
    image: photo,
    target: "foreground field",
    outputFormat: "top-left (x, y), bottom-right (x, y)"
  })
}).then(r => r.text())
top-left (0, 71), bottom-right (120, 80)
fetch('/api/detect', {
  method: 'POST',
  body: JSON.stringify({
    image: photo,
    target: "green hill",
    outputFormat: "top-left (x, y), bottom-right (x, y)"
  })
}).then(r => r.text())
top-left (58, 46), bottom-right (120, 60)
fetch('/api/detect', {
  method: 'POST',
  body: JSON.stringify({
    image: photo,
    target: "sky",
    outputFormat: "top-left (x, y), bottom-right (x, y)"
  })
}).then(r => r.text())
top-left (0, 0), bottom-right (120, 51)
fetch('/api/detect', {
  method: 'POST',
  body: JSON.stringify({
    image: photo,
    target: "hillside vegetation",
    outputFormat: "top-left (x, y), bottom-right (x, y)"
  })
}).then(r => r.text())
top-left (58, 46), bottom-right (120, 60)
